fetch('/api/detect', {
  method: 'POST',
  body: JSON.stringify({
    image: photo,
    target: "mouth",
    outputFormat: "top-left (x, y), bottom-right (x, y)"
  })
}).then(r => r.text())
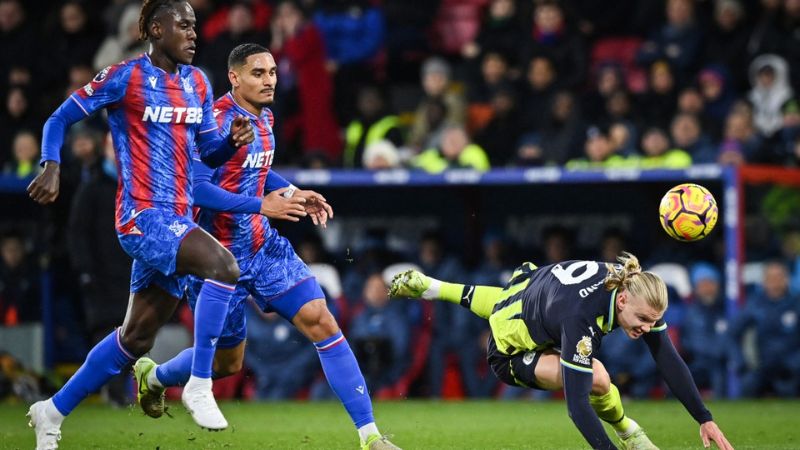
top-left (186, 46), bottom-right (196, 55)
top-left (261, 89), bottom-right (274, 96)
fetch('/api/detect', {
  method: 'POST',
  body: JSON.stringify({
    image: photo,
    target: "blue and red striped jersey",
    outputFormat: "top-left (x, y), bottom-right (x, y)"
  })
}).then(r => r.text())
top-left (69, 54), bottom-right (218, 230)
top-left (194, 93), bottom-right (277, 260)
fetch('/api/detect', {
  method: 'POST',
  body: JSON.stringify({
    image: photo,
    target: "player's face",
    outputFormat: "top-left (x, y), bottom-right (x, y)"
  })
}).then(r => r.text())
top-left (616, 291), bottom-right (662, 339)
top-left (232, 53), bottom-right (277, 107)
top-left (156, 2), bottom-right (197, 65)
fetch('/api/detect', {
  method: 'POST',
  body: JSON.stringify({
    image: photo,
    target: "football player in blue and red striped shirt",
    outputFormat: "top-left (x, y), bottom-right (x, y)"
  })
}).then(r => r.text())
top-left (26, 1), bottom-right (254, 446)
top-left (133, 43), bottom-right (401, 450)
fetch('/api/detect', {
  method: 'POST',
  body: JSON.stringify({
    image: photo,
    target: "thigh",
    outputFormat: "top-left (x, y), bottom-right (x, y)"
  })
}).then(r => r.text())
top-left (118, 208), bottom-right (197, 277)
top-left (119, 284), bottom-right (180, 353)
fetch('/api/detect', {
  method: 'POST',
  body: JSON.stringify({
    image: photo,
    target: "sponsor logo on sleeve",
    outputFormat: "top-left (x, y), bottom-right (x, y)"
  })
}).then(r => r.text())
top-left (93, 66), bottom-right (111, 83)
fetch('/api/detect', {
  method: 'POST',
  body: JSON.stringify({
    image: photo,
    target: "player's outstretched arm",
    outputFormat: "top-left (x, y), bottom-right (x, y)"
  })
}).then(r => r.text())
top-left (292, 189), bottom-right (333, 227)
top-left (700, 421), bottom-right (734, 450)
top-left (643, 330), bottom-right (734, 448)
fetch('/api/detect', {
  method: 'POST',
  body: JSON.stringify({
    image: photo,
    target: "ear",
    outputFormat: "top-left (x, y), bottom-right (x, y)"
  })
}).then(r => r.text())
top-left (228, 69), bottom-right (239, 88)
top-left (149, 19), bottom-right (163, 40)
top-left (616, 290), bottom-right (627, 310)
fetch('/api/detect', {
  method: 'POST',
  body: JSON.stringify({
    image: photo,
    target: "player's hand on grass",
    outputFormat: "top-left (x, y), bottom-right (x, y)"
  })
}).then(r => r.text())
top-left (229, 115), bottom-right (255, 147)
top-left (260, 188), bottom-right (306, 222)
top-left (700, 421), bottom-right (733, 450)
top-left (27, 161), bottom-right (60, 204)
top-left (294, 189), bottom-right (333, 228)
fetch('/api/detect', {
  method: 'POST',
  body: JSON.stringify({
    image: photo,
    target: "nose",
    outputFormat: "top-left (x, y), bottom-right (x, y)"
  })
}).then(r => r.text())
top-left (641, 324), bottom-right (651, 333)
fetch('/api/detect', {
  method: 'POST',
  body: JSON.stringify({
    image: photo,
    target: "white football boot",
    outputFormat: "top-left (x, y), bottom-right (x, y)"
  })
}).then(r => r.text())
top-left (181, 376), bottom-right (228, 431)
top-left (27, 400), bottom-right (62, 450)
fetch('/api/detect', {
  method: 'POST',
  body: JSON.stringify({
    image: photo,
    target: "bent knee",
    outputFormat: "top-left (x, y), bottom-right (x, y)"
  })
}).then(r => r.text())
top-left (295, 301), bottom-right (339, 341)
top-left (206, 248), bottom-right (240, 284)
top-left (213, 357), bottom-right (244, 378)
top-left (119, 332), bottom-right (154, 357)
top-left (591, 360), bottom-right (611, 395)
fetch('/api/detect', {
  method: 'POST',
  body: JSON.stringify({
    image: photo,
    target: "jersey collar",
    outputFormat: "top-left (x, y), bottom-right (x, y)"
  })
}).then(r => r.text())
top-left (143, 53), bottom-right (185, 76)
top-left (596, 288), bottom-right (618, 334)
top-left (225, 92), bottom-right (267, 121)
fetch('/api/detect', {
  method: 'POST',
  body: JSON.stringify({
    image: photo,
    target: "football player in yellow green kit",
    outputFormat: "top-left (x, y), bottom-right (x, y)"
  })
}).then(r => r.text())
top-left (390, 252), bottom-right (733, 450)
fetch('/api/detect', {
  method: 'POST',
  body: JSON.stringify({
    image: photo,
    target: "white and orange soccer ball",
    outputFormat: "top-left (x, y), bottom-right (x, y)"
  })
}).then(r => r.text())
top-left (659, 183), bottom-right (718, 242)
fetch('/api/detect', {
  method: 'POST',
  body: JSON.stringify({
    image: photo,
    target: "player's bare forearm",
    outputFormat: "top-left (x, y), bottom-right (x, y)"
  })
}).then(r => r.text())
top-left (27, 161), bottom-right (60, 204)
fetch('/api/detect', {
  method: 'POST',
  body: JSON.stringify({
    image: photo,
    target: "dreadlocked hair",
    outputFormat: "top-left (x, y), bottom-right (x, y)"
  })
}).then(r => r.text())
top-left (604, 251), bottom-right (668, 312)
top-left (139, 0), bottom-right (183, 41)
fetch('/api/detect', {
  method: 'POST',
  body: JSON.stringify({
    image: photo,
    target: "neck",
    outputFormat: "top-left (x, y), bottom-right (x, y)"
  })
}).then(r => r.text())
top-left (232, 89), bottom-right (263, 116)
top-left (148, 46), bottom-right (179, 74)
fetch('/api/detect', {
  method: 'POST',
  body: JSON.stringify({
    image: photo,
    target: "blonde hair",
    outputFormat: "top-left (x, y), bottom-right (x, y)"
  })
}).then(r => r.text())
top-left (604, 252), bottom-right (668, 312)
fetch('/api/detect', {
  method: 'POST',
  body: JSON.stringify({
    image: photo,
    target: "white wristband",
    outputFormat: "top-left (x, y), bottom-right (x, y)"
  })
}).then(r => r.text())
top-left (282, 184), bottom-right (298, 198)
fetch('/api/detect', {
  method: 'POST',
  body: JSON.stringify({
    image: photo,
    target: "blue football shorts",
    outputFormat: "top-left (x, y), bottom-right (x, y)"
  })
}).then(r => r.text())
top-left (117, 208), bottom-right (197, 299)
top-left (186, 233), bottom-right (324, 348)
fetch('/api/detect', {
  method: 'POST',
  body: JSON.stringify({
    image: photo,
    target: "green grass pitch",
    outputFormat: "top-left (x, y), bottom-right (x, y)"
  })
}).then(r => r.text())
top-left (2, 400), bottom-right (799, 449)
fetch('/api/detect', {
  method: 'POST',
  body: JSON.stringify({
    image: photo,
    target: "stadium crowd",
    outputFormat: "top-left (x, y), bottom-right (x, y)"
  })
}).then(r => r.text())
top-left (1, 0), bottom-right (800, 404)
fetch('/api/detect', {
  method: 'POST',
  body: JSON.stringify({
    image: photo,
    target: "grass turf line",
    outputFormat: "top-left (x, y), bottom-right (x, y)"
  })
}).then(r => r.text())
top-left (1, 400), bottom-right (799, 449)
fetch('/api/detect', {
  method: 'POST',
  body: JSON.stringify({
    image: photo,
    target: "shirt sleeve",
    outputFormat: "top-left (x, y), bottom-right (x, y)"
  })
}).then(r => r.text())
top-left (643, 323), bottom-right (713, 424)
top-left (559, 316), bottom-right (615, 449)
top-left (41, 64), bottom-right (130, 164)
top-left (265, 170), bottom-right (291, 192)
top-left (192, 157), bottom-right (261, 214)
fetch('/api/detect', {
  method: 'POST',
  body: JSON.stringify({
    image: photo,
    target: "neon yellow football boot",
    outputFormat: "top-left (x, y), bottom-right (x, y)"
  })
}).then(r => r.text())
top-left (361, 434), bottom-right (402, 450)
top-left (619, 426), bottom-right (659, 450)
top-left (133, 357), bottom-right (166, 418)
top-left (388, 270), bottom-right (431, 299)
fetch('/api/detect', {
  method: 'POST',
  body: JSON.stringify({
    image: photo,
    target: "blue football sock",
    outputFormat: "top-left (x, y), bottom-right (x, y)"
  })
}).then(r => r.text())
top-left (191, 279), bottom-right (235, 378)
top-left (315, 332), bottom-right (375, 428)
top-left (52, 329), bottom-right (134, 416)
top-left (155, 348), bottom-right (193, 387)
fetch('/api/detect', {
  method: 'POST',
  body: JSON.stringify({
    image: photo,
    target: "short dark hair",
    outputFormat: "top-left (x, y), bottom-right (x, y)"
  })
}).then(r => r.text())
top-left (228, 43), bottom-right (270, 69)
top-left (139, 0), bottom-right (185, 41)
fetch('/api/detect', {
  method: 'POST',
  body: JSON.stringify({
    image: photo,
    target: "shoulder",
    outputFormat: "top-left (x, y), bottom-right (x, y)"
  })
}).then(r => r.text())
top-left (265, 108), bottom-right (275, 128)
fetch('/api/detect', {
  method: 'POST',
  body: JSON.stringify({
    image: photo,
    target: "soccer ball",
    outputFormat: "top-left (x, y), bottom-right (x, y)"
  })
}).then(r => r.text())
top-left (659, 183), bottom-right (718, 242)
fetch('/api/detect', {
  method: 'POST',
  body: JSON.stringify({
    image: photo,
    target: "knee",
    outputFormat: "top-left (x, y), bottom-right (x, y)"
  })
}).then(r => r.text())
top-left (206, 247), bottom-right (240, 284)
top-left (119, 328), bottom-right (155, 357)
top-left (213, 357), bottom-right (244, 378)
top-left (296, 301), bottom-right (339, 341)
top-left (591, 363), bottom-right (611, 395)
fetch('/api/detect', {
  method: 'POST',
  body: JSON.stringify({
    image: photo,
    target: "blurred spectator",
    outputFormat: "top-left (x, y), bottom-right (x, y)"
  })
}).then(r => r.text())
top-left (407, 57), bottom-right (466, 151)
top-left (92, 3), bottom-right (147, 71)
top-left (698, 65), bottom-right (736, 140)
top-left (63, 126), bottom-right (101, 190)
top-left (461, 0), bottom-right (523, 64)
top-left (566, 125), bottom-right (629, 170)
top-left (381, 0), bottom-right (439, 83)
top-left (518, 55), bottom-right (558, 134)
top-left (520, 0), bottom-right (586, 89)
top-left (413, 125), bottom-right (490, 173)
top-left (638, 126), bottom-right (691, 168)
top-left (748, 54), bottom-right (794, 138)
top-left (607, 121), bottom-right (637, 157)
top-left (44, 1), bottom-right (103, 90)
top-left (0, 230), bottom-right (39, 324)
top-left (474, 87), bottom-right (522, 166)
top-left (313, 0), bottom-right (386, 123)
top-left (599, 228), bottom-right (626, 263)
top-left (750, 0), bottom-right (800, 94)
top-left (676, 86), bottom-right (705, 117)
top-left (271, 0), bottom-right (342, 164)
top-left (245, 305), bottom-right (320, 400)
top-left (199, 0), bottom-right (271, 44)
top-left (539, 91), bottom-right (585, 165)
top-left (718, 111), bottom-right (762, 165)
top-left (513, 132), bottom-right (545, 167)
top-left (682, 263), bottom-right (728, 398)
top-left (540, 225), bottom-right (574, 264)
top-left (342, 85), bottom-right (403, 168)
top-left (583, 63), bottom-right (625, 125)
top-left (0, 0), bottom-right (38, 86)
top-left (466, 50), bottom-right (512, 106)
top-left (730, 261), bottom-right (800, 397)
top-left (563, 0), bottom-right (635, 39)
top-left (669, 113), bottom-right (716, 163)
top-left (341, 228), bottom-right (398, 305)
top-left (778, 99), bottom-right (800, 165)
top-left (349, 273), bottom-right (409, 393)
top-left (637, 61), bottom-right (678, 130)
top-left (200, 1), bottom-right (270, 94)
top-left (636, 0), bottom-right (703, 82)
top-left (67, 134), bottom-right (131, 406)
top-left (472, 231), bottom-right (514, 287)
top-left (3, 130), bottom-right (39, 179)
top-left (703, 0), bottom-right (751, 91)
top-left (362, 139), bottom-right (401, 170)
top-left (0, 86), bottom-right (38, 168)
top-left (781, 228), bottom-right (800, 296)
